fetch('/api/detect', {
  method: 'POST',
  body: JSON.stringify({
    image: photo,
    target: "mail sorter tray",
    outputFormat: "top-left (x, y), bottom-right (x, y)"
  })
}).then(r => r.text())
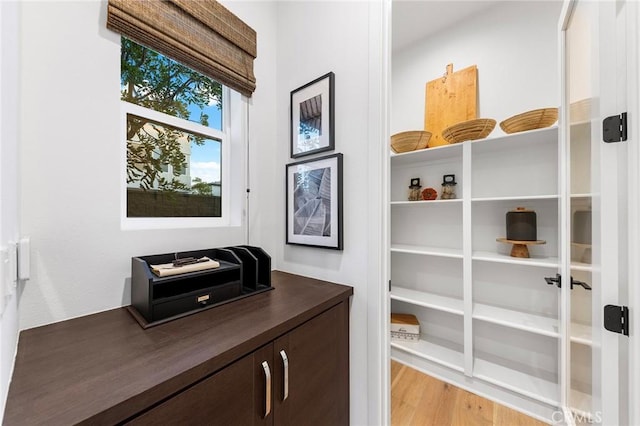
top-left (128, 246), bottom-right (272, 328)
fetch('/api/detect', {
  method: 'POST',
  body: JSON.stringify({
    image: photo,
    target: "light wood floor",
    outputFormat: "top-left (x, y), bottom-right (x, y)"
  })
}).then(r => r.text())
top-left (391, 360), bottom-right (549, 426)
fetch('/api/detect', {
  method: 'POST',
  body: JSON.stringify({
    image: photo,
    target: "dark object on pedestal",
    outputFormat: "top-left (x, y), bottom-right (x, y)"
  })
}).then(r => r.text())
top-left (506, 207), bottom-right (537, 241)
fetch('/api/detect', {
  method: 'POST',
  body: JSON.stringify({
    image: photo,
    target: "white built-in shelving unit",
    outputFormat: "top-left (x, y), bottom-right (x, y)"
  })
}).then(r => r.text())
top-left (390, 124), bottom-right (598, 421)
top-left (390, 125), bottom-right (595, 420)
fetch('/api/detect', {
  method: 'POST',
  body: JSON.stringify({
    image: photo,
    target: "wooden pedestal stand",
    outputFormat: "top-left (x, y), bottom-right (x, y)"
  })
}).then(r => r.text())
top-left (496, 238), bottom-right (546, 258)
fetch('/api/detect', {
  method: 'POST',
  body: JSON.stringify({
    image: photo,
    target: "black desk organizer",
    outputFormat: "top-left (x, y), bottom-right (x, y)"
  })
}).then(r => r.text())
top-left (128, 246), bottom-right (271, 328)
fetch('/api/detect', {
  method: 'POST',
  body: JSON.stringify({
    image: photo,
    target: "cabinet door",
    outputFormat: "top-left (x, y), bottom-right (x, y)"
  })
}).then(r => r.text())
top-left (273, 302), bottom-right (349, 426)
top-left (127, 347), bottom-right (272, 426)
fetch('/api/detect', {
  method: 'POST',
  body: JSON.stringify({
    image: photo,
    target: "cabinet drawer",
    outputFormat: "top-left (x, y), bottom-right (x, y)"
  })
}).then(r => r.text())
top-left (153, 280), bottom-right (242, 321)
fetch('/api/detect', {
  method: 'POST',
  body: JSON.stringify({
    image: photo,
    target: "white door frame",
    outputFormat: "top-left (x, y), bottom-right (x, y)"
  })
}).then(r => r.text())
top-left (597, 1), bottom-right (634, 424)
top-left (367, 0), bottom-right (392, 425)
top-left (0, 0), bottom-right (21, 421)
top-left (626, 2), bottom-right (640, 425)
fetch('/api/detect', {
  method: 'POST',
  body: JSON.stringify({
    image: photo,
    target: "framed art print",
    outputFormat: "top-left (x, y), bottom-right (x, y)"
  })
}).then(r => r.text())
top-left (290, 72), bottom-right (335, 158)
top-left (286, 153), bottom-right (343, 250)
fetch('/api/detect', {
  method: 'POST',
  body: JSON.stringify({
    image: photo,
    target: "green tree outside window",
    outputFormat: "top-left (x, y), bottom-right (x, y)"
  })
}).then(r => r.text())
top-left (121, 38), bottom-right (222, 193)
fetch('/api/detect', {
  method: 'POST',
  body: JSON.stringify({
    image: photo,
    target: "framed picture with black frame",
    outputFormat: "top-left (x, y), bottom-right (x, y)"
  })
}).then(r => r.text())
top-left (286, 153), bottom-right (343, 250)
top-left (290, 72), bottom-right (335, 158)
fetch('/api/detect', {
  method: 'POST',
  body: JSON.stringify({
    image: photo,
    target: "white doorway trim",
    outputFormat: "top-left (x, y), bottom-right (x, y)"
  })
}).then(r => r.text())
top-left (367, 0), bottom-right (392, 425)
top-left (626, 1), bottom-right (640, 424)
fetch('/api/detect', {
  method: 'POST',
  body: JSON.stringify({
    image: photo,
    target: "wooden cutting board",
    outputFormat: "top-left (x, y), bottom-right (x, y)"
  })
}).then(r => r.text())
top-left (424, 63), bottom-right (478, 146)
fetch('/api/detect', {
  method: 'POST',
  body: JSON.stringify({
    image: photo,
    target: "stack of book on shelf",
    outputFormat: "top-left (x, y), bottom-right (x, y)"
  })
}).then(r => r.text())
top-left (391, 313), bottom-right (420, 342)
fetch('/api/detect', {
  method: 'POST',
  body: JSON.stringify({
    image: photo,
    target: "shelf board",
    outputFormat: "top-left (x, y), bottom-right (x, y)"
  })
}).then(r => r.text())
top-left (570, 388), bottom-right (593, 422)
top-left (390, 199), bottom-right (463, 206)
top-left (390, 244), bottom-right (463, 259)
top-left (472, 194), bottom-right (559, 202)
top-left (391, 338), bottom-right (464, 373)
top-left (473, 304), bottom-right (559, 338)
top-left (390, 142), bottom-right (462, 166)
top-left (391, 286), bottom-right (464, 315)
top-left (472, 251), bottom-right (559, 268)
top-left (570, 322), bottom-right (593, 346)
top-left (470, 126), bottom-right (558, 153)
top-left (473, 357), bottom-right (558, 406)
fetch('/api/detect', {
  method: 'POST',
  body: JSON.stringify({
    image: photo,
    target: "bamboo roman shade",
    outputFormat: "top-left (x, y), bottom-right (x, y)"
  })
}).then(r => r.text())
top-left (107, 0), bottom-right (257, 97)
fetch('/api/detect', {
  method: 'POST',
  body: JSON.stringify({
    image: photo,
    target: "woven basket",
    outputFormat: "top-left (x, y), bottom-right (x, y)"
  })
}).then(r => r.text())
top-left (390, 131), bottom-right (431, 153)
top-left (500, 108), bottom-right (558, 134)
top-left (442, 118), bottom-right (496, 144)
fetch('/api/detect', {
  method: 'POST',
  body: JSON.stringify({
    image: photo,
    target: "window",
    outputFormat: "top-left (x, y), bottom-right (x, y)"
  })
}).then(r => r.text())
top-left (121, 38), bottom-right (237, 226)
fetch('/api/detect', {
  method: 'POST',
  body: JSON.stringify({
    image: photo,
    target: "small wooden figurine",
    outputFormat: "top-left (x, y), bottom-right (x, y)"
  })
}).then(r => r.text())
top-left (408, 178), bottom-right (422, 201)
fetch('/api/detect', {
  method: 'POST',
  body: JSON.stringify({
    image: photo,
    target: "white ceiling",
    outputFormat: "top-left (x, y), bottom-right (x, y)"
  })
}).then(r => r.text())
top-left (392, 1), bottom-right (502, 52)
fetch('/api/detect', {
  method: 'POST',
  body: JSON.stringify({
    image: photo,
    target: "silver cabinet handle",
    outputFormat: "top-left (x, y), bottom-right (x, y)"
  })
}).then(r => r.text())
top-left (262, 361), bottom-right (271, 418)
top-left (280, 350), bottom-right (289, 401)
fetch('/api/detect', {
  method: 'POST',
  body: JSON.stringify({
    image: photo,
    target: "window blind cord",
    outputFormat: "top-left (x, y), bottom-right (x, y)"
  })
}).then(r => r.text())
top-left (245, 99), bottom-right (251, 245)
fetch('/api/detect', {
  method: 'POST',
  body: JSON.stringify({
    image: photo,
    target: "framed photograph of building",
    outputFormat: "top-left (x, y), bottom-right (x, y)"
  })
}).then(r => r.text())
top-left (290, 72), bottom-right (335, 158)
top-left (286, 153), bottom-right (343, 250)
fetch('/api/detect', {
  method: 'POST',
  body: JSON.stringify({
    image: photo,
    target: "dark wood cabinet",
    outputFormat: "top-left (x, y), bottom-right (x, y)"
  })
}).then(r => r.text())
top-left (126, 302), bottom-right (349, 426)
top-left (4, 272), bottom-right (352, 426)
top-left (273, 302), bottom-right (349, 426)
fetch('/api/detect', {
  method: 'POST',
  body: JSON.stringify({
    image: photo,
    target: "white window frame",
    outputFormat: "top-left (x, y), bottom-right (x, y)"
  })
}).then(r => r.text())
top-left (121, 86), bottom-right (246, 230)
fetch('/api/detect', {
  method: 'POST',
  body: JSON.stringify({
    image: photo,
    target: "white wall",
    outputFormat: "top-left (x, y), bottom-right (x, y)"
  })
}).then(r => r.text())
top-left (274, 2), bottom-right (381, 424)
top-left (221, 1), bottom-right (279, 259)
top-left (17, 0), bottom-right (279, 329)
top-left (0, 1), bottom-right (20, 419)
top-left (392, 1), bottom-right (563, 136)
